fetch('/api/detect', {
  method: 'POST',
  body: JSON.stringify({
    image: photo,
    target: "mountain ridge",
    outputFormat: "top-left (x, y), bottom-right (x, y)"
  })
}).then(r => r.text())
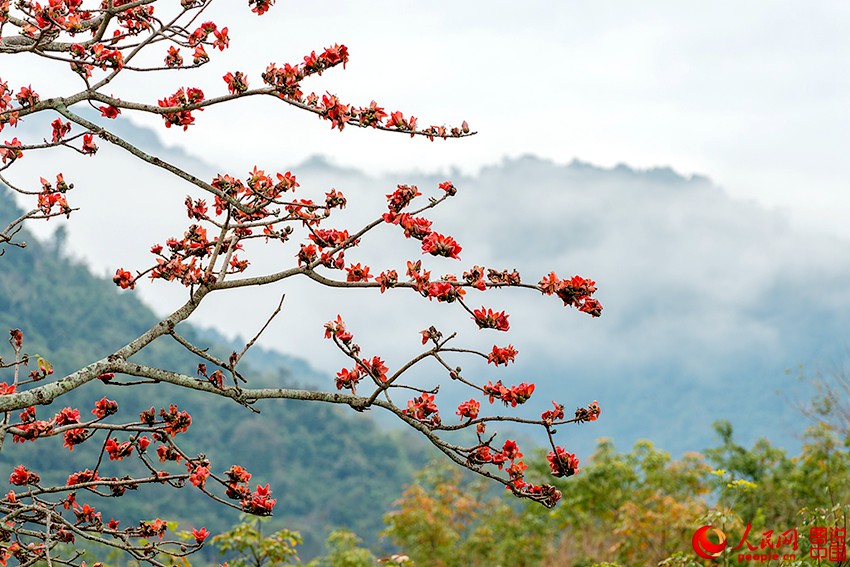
top-left (8, 114), bottom-right (849, 460)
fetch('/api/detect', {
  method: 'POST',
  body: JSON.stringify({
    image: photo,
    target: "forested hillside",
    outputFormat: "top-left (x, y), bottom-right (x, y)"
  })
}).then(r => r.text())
top-left (0, 188), bottom-right (429, 558)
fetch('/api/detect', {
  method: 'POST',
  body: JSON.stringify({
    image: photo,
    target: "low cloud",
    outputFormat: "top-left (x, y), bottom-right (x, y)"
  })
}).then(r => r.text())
top-left (10, 117), bottom-right (850, 456)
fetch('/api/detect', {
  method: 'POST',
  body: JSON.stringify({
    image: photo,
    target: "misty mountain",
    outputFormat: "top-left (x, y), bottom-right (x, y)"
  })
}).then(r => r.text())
top-left (9, 114), bottom-right (850, 459)
top-left (284, 154), bottom-right (850, 457)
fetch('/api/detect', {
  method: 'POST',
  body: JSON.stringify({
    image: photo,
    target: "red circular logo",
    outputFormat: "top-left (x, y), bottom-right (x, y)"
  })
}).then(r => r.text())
top-left (692, 525), bottom-right (727, 559)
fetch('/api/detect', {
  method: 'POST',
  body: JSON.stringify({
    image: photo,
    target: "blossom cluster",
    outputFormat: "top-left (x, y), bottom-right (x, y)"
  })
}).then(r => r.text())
top-left (0, 389), bottom-right (239, 564)
top-left (158, 87), bottom-right (205, 130)
top-left (538, 273), bottom-right (603, 317)
top-left (36, 176), bottom-right (71, 216)
top-left (403, 392), bottom-right (441, 427)
top-left (482, 380), bottom-right (535, 407)
top-left (261, 48), bottom-right (469, 137)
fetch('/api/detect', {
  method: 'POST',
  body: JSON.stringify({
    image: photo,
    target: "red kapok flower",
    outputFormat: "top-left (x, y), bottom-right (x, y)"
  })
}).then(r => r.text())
top-left (438, 181), bottom-right (457, 195)
top-left (324, 315), bottom-right (353, 343)
top-left (507, 460), bottom-right (529, 480)
top-left (422, 233), bottom-right (462, 259)
top-left (157, 445), bottom-right (182, 463)
top-left (361, 356), bottom-right (388, 382)
top-left (541, 274), bottom-right (603, 317)
top-left (376, 270), bottom-right (398, 293)
top-left (112, 269), bottom-right (134, 289)
top-left (472, 308), bottom-right (510, 331)
top-left (226, 465), bottom-right (252, 484)
top-left (75, 504), bottom-right (101, 525)
top-left (403, 393), bottom-right (441, 426)
top-left (249, 0), bottom-right (275, 15)
top-left (51, 118), bottom-right (71, 142)
top-left (386, 184), bottom-right (420, 212)
top-left (579, 298), bottom-right (603, 317)
top-left (547, 447), bottom-right (579, 478)
top-left (105, 438), bottom-right (133, 461)
top-left (456, 399), bottom-right (480, 421)
top-left (137, 436), bottom-right (151, 452)
top-left (223, 71), bottom-right (249, 95)
top-left (345, 263), bottom-right (371, 282)
top-left (63, 428), bottom-right (88, 451)
top-left (66, 469), bottom-right (98, 486)
top-left (335, 367), bottom-right (362, 391)
top-left (99, 105), bottom-right (121, 119)
top-left (397, 213), bottom-right (433, 239)
top-left (192, 527), bottom-right (210, 544)
top-left (538, 272), bottom-right (561, 295)
top-left (189, 465), bottom-right (210, 488)
top-left (420, 326), bottom-right (442, 345)
top-left (92, 397), bottom-right (118, 419)
top-left (9, 329), bottom-right (22, 349)
top-left (212, 27), bottom-right (229, 51)
top-left (1, 137), bottom-right (23, 163)
top-left (541, 401), bottom-right (565, 425)
top-left (55, 407), bottom-right (81, 426)
top-left (81, 133), bottom-right (98, 154)
top-left (575, 400), bottom-right (601, 422)
top-left (426, 280), bottom-right (465, 303)
top-left (139, 518), bottom-right (167, 539)
top-left (9, 465), bottom-right (38, 486)
top-left (502, 439), bottom-right (523, 460)
top-left (469, 445), bottom-right (493, 464)
top-left (354, 100), bottom-right (387, 128)
top-left (242, 484), bottom-right (276, 515)
top-left (161, 404), bottom-right (192, 436)
top-left (487, 345), bottom-right (518, 366)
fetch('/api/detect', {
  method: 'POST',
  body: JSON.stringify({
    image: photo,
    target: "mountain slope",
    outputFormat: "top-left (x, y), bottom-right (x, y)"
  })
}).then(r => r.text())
top-left (0, 188), bottom-right (427, 558)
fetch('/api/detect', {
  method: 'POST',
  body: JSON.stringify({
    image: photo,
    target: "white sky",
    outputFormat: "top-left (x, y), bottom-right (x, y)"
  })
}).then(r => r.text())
top-left (127, 0), bottom-right (850, 239)
top-left (5, 2), bottom-right (849, 236)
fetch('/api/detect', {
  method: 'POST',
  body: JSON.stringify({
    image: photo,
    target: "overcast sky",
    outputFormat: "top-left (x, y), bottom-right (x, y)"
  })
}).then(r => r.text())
top-left (133, 1), bottom-right (850, 239)
top-left (7, 2), bottom-right (848, 236)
